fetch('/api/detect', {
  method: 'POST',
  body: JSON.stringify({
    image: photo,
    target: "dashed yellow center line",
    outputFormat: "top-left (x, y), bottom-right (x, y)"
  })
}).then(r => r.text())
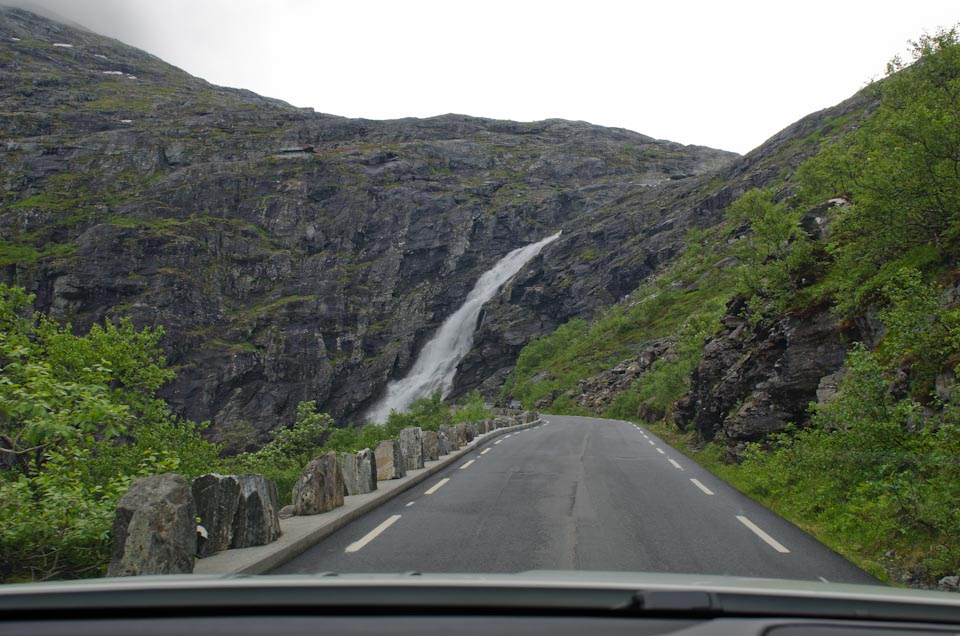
top-left (424, 478), bottom-right (450, 495)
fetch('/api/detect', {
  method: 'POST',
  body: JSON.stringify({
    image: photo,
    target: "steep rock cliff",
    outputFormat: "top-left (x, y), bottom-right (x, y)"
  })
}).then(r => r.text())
top-left (0, 8), bottom-right (738, 447)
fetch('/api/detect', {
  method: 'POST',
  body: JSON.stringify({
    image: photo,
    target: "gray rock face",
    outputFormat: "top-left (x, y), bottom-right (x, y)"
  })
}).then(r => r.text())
top-left (292, 452), bottom-right (345, 515)
top-left (0, 9), bottom-right (746, 451)
top-left (340, 448), bottom-right (377, 496)
top-left (421, 430), bottom-right (439, 462)
top-left (676, 300), bottom-right (849, 449)
top-left (374, 439), bottom-right (406, 480)
top-left (191, 473), bottom-right (240, 556)
top-left (231, 474), bottom-right (281, 547)
top-left (399, 427), bottom-right (424, 471)
top-left (108, 473), bottom-right (196, 576)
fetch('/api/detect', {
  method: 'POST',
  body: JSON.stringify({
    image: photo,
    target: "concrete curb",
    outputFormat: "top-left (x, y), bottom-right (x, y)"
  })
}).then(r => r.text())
top-left (193, 418), bottom-right (542, 576)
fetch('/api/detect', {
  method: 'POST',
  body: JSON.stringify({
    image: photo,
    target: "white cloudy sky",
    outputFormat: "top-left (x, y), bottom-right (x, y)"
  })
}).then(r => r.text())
top-left (7, 0), bottom-right (959, 154)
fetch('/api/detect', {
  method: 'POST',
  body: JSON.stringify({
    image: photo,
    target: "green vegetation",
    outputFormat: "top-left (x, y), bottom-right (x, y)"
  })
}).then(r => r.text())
top-left (502, 219), bottom-right (739, 412)
top-left (798, 27), bottom-right (960, 316)
top-left (604, 295), bottom-right (727, 419)
top-left (0, 281), bottom-right (494, 581)
top-left (724, 188), bottom-right (817, 321)
top-left (0, 284), bottom-right (219, 582)
top-left (677, 28), bottom-right (960, 586)
top-left (505, 26), bottom-right (960, 586)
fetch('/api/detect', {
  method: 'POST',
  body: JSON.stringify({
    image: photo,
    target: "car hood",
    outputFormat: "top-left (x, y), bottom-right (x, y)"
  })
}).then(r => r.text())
top-left (2, 570), bottom-right (959, 615)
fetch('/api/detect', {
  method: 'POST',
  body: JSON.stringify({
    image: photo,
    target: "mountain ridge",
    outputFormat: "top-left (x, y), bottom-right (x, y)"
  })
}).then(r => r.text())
top-left (0, 6), bottom-right (863, 449)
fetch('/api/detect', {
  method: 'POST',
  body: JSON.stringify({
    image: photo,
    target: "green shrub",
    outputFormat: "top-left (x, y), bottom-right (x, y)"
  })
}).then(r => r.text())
top-left (0, 284), bottom-right (220, 582)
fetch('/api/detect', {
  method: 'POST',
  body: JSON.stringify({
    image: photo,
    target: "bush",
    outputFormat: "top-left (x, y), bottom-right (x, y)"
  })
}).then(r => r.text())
top-left (0, 284), bottom-right (221, 581)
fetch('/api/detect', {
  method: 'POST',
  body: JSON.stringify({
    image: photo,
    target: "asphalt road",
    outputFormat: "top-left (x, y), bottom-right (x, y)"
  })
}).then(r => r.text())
top-left (272, 414), bottom-right (878, 583)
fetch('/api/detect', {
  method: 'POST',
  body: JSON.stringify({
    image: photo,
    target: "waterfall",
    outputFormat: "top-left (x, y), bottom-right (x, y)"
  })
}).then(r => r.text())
top-left (365, 231), bottom-right (562, 423)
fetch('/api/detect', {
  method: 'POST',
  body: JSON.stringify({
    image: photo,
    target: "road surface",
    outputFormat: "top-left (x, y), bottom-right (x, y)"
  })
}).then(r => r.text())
top-left (272, 414), bottom-right (877, 583)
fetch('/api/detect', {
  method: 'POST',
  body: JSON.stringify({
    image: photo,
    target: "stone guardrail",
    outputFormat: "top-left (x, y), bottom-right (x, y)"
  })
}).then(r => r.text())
top-left (109, 411), bottom-right (540, 577)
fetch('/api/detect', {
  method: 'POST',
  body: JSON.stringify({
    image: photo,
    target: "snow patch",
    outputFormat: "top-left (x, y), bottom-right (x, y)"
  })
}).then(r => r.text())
top-left (10, 37), bottom-right (21, 42)
top-left (102, 70), bottom-right (124, 75)
top-left (52, 42), bottom-right (73, 48)
top-left (120, 119), bottom-right (133, 124)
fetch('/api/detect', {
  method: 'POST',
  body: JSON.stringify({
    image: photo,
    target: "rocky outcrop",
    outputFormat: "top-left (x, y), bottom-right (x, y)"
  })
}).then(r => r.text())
top-left (231, 474), bottom-right (281, 547)
top-left (399, 427), bottom-right (424, 471)
top-left (191, 473), bottom-right (241, 556)
top-left (340, 448), bottom-right (377, 496)
top-left (374, 439), bottom-right (406, 480)
top-left (108, 473), bottom-right (196, 576)
top-left (570, 339), bottom-right (676, 413)
top-left (292, 453), bottom-right (344, 515)
top-left (675, 299), bottom-right (849, 450)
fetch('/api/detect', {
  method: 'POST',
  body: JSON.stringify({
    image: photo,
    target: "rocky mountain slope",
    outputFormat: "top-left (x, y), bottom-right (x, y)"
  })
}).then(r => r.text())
top-left (0, 8), bottom-right (741, 447)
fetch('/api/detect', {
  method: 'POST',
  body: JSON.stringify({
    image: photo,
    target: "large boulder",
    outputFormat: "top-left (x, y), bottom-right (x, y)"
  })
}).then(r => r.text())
top-left (399, 427), bottom-right (424, 471)
top-left (292, 452), bottom-right (345, 516)
top-left (231, 474), bottom-right (281, 547)
top-left (463, 422), bottom-right (477, 442)
top-left (455, 422), bottom-right (468, 445)
top-left (421, 430), bottom-right (439, 462)
top-left (375, 440), bottom-right (406, 480)
top-left (108, 473), bottom-right (196, 576)
top-left (191, 473), bottom-right (241, 556)
top-left (340, 448), bottom-right (378, 496)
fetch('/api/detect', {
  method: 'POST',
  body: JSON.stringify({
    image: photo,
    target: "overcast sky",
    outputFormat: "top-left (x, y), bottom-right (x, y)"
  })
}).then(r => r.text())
top-left (6, 0), bottom-right (959, 154)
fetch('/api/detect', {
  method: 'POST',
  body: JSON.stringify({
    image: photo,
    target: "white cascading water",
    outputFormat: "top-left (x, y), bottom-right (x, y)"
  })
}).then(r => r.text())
top-left (365, 231), bottom-right (562, 423)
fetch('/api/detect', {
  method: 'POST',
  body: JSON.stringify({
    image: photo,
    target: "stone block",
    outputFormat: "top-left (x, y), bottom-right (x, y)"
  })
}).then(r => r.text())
top-left (421, 430), bottom-right (439, 462)
top-left (108, 473), bottom-right (196, 576)
top-left (231, 474), bottom-right (281, 547)
top-left (400, 427), bottom-right (424, 471)
top-left (375, 439), bottom-right (406, 480)
top-left (340, 448), bottom-right (377, 495)
top-left (439, 425), bottom-right (458, 451)
top-left (191, 473), bottom-right (240, 556)
top-left (292, 452), bottom-right (344, 516)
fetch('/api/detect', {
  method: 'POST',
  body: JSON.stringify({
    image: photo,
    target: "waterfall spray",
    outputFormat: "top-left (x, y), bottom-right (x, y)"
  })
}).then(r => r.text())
top-left (365, 232), bottom-right (561, 423)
